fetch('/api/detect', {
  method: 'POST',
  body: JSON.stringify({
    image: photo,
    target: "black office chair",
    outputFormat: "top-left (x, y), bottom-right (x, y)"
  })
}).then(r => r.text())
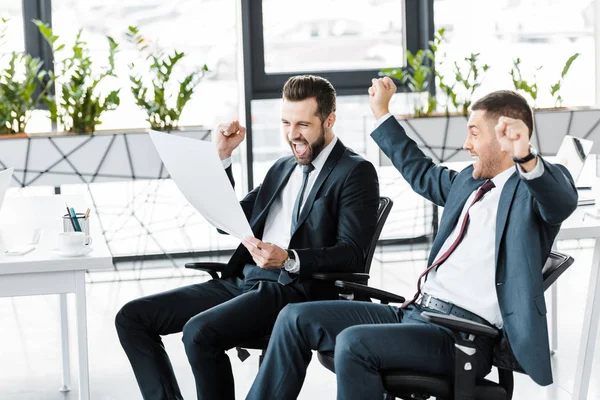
top-left (317, 251), bottom-right (575, 400)
top-left (185, 196), bottom-right (393, 364)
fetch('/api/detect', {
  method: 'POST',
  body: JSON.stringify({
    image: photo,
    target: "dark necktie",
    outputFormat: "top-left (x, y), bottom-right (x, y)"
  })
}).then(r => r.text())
top-left (402, 180), bottom-right (496, 308)
top-left (290, 163), bottom-right (315, 235)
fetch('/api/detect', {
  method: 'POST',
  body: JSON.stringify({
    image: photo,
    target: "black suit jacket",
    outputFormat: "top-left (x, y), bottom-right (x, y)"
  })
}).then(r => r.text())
top-left (222, 139), bottom-right (380, 299)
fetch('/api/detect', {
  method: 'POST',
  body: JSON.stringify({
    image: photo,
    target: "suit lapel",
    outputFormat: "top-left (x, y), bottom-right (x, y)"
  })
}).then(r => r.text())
top-left (494, 173), bottom-right (520, 268)
top-left (428, 177), bottom-right (482, 265)
top-left (291, 139), bottom-right (346, 237)
top-left (249, 158), bottom-right (296, 231)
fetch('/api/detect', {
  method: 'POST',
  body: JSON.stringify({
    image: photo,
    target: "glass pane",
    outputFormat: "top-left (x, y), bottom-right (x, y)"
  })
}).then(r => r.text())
top-left (45, 0), bottom-right (240, 131)
top-left (434, 0), bottom-right (594, 108)
top-left (262, 0), bottom-right (403, 73)
top-left (0, 1), bottom-right (24, 53)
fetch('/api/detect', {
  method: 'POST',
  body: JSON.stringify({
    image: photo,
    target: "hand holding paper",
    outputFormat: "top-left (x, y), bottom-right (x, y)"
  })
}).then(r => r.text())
top-left (242, 236), bottom-right (287, 269)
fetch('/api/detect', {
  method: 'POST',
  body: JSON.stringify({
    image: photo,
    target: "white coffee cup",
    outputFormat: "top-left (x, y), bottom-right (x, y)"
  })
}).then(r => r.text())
top-left (57, 232), bottom-right (87, 253)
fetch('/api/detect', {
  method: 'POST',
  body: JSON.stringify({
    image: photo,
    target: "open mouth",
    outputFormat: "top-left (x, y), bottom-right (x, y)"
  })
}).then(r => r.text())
top-left (293, 142), bottom-right (309, 158)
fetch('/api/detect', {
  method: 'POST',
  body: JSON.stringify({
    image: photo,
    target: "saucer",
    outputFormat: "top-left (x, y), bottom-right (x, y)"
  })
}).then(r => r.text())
top-left (52, 246), bottom-right (93, 257)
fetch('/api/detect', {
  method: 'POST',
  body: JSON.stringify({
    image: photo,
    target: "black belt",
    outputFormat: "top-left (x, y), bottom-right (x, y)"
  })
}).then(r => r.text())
top-left (417, 293), bottom-right (494, 328)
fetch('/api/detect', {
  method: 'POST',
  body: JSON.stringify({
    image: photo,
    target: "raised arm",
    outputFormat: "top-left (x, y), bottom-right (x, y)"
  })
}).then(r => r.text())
top-left (216, 121), bottom-right (257, 224)
top-left (369, 77), bottom-right (458, 206)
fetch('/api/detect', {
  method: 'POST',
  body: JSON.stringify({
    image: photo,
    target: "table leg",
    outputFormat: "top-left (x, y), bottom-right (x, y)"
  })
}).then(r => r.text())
top-left (572, 239), bottom-right (600, 399)
top-left (59, 293), bottom-right (71, 392)
top-left (75, 271), bottom-right (90, 400)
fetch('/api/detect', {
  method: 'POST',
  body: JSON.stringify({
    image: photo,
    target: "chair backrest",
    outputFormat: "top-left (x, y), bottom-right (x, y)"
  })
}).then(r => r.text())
top-left (363, 197), bottom-right (393, 274)
top-left (542, 251), bottom-right (575, 291)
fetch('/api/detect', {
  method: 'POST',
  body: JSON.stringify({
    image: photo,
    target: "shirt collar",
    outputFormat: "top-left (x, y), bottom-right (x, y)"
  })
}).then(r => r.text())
top-left (490, 165), bottom-right (516, 191)
top-left (306, 135), bottom-right (338, 172)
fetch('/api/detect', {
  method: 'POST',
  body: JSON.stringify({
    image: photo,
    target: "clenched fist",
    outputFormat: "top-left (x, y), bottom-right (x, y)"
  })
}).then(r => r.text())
top-left (368, 77), bottom-right (396, 120)
top-left (214, 120), bottom-right (246, 160)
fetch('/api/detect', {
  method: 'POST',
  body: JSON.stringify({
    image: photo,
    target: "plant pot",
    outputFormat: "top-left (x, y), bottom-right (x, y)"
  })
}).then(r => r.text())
top-left (0, 132), bottom-right (28, 139)
top-left (377, 107), bottom-right (600, 167)
top-left (0, 126), bottom-right (210, 188)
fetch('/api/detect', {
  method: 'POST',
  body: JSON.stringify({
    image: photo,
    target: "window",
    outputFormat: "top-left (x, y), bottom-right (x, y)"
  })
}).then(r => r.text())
top-left (0, 1), bottom-right (25, 53)
top-left (46, 0), bottom-right (240, 131)
top-left (434, 0), bottom-right (595, 107)
top-left (262, 0), bottom-right (403, 73)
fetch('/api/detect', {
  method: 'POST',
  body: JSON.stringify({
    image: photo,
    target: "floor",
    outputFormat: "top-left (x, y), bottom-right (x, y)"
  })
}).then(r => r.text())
top-left (0, 239), bottom-right (599, 400)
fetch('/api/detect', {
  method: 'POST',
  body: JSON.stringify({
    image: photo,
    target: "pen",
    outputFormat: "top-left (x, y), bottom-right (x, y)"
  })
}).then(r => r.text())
top-left (84, 208), bottom-right (91, 220)
top-left (65, 203), bottom-right (77, 231)
top-left (69, 206), bottom-right (82, 232)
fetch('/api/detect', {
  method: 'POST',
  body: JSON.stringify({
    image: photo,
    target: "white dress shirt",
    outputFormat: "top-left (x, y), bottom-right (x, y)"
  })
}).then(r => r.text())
top-left (222, 136), bottom-right (339, 273)
top-left (374, 113), bottom-right (544, 328)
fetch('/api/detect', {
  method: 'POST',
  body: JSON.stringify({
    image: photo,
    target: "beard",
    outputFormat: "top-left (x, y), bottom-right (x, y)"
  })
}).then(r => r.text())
top-left (473, 157), bottom-right (500, 179)
top-left (289, 126), bottom-right (327, 165)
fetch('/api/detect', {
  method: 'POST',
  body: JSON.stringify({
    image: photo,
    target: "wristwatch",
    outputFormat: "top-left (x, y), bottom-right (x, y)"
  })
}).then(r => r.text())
top-left (282, 250), bottom-right (297, 271)
top-left (512, 145), bottom-right (537, 164)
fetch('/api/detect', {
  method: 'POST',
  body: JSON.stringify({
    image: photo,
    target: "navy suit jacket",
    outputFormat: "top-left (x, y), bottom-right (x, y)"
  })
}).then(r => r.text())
top-left (223, 139), bottom-right (380, 299)
top-left (372, 117), bottom-right (577, 386)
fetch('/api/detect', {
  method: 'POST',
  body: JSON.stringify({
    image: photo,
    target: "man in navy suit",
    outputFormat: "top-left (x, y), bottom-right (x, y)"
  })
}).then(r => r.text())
top-left (247, 77), bottom-right (578, 400)
top-left (115, 75), bottom-right (380, 399)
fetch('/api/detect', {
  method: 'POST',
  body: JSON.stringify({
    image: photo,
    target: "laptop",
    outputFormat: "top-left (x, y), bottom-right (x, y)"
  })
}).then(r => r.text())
top-left (552, 136), bottom-right (595, 205)
top-left (555, 135), bottom-right (594, 183)
top-left (0, 167), bottom-right (14, 213)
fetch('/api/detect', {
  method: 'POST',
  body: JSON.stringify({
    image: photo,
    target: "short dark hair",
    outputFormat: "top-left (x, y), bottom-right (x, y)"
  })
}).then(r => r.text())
top-left (471, 90), bottom-right (534, 138)
top-left (282, 75), bottom-right (336, 123)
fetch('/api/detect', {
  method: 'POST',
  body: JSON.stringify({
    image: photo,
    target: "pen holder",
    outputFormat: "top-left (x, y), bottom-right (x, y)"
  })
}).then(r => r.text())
top-left (63, 213), bottom-right (93, 245)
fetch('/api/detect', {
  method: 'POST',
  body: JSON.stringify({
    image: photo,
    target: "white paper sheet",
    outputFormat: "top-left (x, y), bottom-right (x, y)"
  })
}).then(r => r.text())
top-left (149, 131), bottom-right (253, 241)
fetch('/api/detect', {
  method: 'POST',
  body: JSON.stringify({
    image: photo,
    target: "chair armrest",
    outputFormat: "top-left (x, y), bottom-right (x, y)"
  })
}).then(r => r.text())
top-left (421, 311), bottom-right (499, 338)
top-left (312, 272), bottom-right (370, 283)
top-left (334, 280), bottom-right (405, 304)
top-left (184, 262), bottom-right (227, 279)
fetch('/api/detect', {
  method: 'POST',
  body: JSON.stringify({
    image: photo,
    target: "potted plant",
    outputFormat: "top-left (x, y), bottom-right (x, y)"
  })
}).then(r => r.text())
top-left (0, 21), bottom-right (178, 189)
top-left (507, 52), bottom-right (600, 156)
top-left (377, 29), bottom-right (491, 165)
top-left (0, 51), bottom-right (53, 137)
top-left (34, 20), bottom-right (120, 134)
top-left (126, 25), bottom-right (208, 133)
top-left (380, 47), bottom-right (436, 118)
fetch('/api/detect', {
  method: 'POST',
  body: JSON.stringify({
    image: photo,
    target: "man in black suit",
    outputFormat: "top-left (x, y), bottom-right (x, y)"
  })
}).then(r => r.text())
top-left (115, 75), bottom-right (380, 400)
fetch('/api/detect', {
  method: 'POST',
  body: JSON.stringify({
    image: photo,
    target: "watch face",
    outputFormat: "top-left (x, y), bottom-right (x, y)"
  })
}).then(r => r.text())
top-left (283, 258), bottom-right (295, 271)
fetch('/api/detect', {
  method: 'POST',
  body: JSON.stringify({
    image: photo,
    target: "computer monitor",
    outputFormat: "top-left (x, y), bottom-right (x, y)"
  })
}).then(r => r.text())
top-left (555, 135), bottom-right (593, 183)
top-left (0, 167), bottom-right (14, 213)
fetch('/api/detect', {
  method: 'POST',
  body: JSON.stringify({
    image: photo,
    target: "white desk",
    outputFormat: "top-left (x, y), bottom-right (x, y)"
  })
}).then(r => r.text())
top-left (0, 195), bottom-right (112, 400)
top-left (556, 205), bottom-right (600, 399)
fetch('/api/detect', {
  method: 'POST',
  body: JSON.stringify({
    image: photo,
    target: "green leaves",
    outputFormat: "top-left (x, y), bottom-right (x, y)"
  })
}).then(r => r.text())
top-left (380, 47), bottom-right (434, 116)
top-left (510, 53), bottom-right (579, 108)
top-left (0, 18), bottom-right (53, 134)
top-left (452, 53), bottom-right (490, 115)
top-left (379, 28), bottom-right (490, 117)
top-left (35, 21), bottom-right (120, 133)
top-left (126, 25), bottom-right (207, 132)
top-left (550, 53), bottom-right (580, 107)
